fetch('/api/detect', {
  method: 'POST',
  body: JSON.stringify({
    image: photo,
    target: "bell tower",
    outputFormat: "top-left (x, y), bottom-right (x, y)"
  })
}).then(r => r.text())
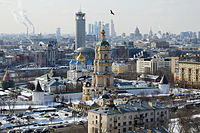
top-left (92, 25), bottom-right (114, 97)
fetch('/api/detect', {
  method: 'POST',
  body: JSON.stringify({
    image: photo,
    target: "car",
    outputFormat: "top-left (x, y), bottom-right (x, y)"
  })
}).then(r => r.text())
top-left (16, 113), bottom-right (23, 117)
top-left (41, 128), bottom-right (49, 133)
top-left (7, 130), bottom-right (16, 133)
top-left (78, 121), bottom-right (84, 125)
top-left (33, 128), bottom-right (42, 133)
top-left (56, 124), bottom-right (64, 128)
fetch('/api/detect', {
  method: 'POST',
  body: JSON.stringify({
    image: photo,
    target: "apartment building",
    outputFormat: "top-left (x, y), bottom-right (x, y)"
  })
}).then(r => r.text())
top-left (88, 100), bottom-right (168, 133)
top-left (136, 58), bottom-right (171, 74)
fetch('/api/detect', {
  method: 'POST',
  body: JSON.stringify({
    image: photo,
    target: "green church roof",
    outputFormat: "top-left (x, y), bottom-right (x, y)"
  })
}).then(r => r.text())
top-left (97, 40), bottom-right (110, 46)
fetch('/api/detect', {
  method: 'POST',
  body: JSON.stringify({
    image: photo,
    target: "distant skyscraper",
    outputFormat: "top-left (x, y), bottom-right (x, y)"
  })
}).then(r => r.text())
top-left (56, 28), bottom-right (61, 41)
top-left (198, 31), bottom-right (200, 39)
top-left (94, 21), bottom-right (98, 35)
top-left (104, 23), bottom-right (110, 38)
top-left (75, 10), bottom-right (86, 50)
top-left (91, 24), bottom-right (94, 35)
top-left (88, 24), bottom-right (92, 35)
top-left (134, 26), bottom-right (142, 40)
top-left (110, 19), bottom-right (116, 37)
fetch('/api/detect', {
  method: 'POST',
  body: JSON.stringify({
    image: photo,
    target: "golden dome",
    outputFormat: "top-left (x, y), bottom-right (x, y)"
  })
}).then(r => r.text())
top-left (76, 48), bottom-right (85, 63)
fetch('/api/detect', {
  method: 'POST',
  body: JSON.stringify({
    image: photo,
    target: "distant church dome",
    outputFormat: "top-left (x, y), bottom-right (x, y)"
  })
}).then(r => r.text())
top-left (97, 25), bottom-right (110, 46)
top-left (69, 59), bottom-right (75, 65)
top-left (76, 48), bottom-right (85, 63)
top-left (87, 60), bottom-right (92, 65)
top-left (76, 60), bottom-right (82, 65)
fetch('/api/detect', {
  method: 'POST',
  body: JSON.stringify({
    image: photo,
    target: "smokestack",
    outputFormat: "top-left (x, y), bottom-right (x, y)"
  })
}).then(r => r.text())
top-left (27, 27), bottom-right (29, 37)
top-left (32, 26), bottom-right (35, 34)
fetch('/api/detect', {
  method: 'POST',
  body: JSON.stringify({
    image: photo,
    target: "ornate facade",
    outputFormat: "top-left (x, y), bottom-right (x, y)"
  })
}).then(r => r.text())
top-left (92, 25), bottom-right (114, 96)
top-left (67, 49), bottom-right (93, 82)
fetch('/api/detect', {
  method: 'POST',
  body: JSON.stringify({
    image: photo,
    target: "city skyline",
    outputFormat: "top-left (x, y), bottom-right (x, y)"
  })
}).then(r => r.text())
top-left (0, 0), bottom-right (200, 34)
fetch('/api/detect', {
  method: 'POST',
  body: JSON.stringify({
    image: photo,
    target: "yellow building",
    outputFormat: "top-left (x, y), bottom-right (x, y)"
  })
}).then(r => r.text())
top-left (112, 62), bottom-right (129, 75)
top-left (171, 57), bottom-right (179, 82)
top-left (92, 25), bottom-right (114, 96)
top-left (82, 25), bottom-right (114, 101)
top-left (178, 60), bottom-right (200, 88)
top-left (82, 80), bottom-right (92, 101)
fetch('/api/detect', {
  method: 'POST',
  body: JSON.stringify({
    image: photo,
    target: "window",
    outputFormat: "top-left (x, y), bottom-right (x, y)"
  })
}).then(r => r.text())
top-left (124, 116), bottom-right (127, 119)
top-left (92, 121), bottom-right (94, 124)
top-left (182, 68), bottom-right (185, 80)
top-left (146, 119), bottom-right (148, 122)
top-left (151, 112), bottom-right (153, 115)
top-left (165, 111), bottom-right (167, 114)
top-left (96, 120), bottom-right (98, 124)
top-left (196, 69), bottom-right (199, 81)
top-left (118, 123), bottom-right (121, 126)
top-left (104, 54), bottom-right (108, 59)
top-left (188, 68), bottom-right (192, 81)
top-left (145, 113), bottom-right (148, 117)
top-left (96, 116), bottom-right (98, 119)
top-left (129, 121), bottom-right (132, 125)
top-left (129, 115), bottom-right (132, 120)
top-left (110, 124), bottom-right (112, 128)
top-left (110, 118), bottom-right (112, 121)
top-left (128, 127), bottom-right (132, 131)
top-left (123, 128), bottom-right (126, 133)
top-left (118, 116), bottom-right (121, 120)
top-left (118, 129), bottom-right (120, 133)
top-left (151, 118), bottom-right (153, 122)
top-left (123, 122), bottom-right (126, 126)
top-left (157, 112), bottom-right (159, 115)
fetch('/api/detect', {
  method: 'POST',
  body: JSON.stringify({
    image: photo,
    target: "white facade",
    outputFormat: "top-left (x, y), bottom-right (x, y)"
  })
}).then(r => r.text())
top-left (137, 58), bottom-right (171, 74)
top-left (159, 84), bottom-right (170, 94)
top-left (32, 92), bottom-right (45, 104)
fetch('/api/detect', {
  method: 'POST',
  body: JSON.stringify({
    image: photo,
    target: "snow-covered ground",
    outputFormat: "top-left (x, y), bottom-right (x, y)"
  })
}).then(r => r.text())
top-left (0, 110), bottom-right (88, 130)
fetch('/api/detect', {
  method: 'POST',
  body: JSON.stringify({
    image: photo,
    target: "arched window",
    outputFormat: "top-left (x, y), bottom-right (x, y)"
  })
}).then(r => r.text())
top-left (104, 54), bottom-right (108, 59)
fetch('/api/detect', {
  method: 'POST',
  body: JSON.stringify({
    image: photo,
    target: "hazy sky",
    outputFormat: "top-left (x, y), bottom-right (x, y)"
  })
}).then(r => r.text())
top-left (0, 0), bottom-right (200, 35)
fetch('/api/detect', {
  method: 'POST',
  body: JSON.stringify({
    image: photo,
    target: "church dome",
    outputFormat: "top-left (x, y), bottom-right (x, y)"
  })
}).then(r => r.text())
top-left (97, 41), bottom-right (110, 46)
top-left (76, 60), bottom-right (82, 65)
top-left (87, 60), bottom-right (92, 65)
top-left (97, 25), bottom-right (110, 46)
top-left (69, 59), bottom-right (75, 65)
top-left (76, 51), bottom-right (85, 63)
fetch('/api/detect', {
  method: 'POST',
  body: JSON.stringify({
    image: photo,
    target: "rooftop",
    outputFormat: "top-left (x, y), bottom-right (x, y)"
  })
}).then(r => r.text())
top-left (89, 100), bottom-right (167, 115)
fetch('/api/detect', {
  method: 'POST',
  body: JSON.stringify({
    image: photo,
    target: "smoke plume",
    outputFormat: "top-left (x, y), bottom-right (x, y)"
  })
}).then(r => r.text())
top-left (0, 0), bottom-right (34, 34)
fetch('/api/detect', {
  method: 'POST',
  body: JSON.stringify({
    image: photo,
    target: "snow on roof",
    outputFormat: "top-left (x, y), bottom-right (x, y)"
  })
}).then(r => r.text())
top-left (21, 91), bottom-right (32, 97)
top-left (85, 100), bottom-right (95, 106)
top-left (0, 91), bottom-right (8, 96)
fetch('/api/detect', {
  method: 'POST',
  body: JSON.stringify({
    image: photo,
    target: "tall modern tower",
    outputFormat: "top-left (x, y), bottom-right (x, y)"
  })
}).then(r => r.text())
top-left (110, 19), bottom-right (116, 37)
top-left (75, 10), bottom-right (86, 50)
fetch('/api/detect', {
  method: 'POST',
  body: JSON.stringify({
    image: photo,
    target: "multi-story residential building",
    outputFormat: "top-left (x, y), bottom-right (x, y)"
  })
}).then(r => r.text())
top-left (178, 58), bottom-right (200, 88)
top-left (88, 100), bottom-right (168, 133)
top-left (136, 57), bottom-right (171, 74)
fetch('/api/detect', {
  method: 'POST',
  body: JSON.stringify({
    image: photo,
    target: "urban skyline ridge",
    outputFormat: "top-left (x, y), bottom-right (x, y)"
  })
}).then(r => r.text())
top-left (0, 0), bottom-right (200, 34)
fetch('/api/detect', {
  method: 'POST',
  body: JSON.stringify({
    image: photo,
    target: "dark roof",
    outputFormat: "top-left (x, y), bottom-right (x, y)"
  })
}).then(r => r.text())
top-left (89, 100), bottom-right (167, 115)
top-left (160, 75), bottom-right (168, 84)
top-left (102, 94), bottom-right (110, 99)
top-left (97, 41), bottom-right (110, 46)
top-left (34, 81), bottom-right (44, 92)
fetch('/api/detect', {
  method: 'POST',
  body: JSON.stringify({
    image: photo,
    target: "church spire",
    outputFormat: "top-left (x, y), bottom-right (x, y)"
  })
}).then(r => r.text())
top-left (101, 24), bottom-right (106, 41)
top-left (3, 67), bottom-right (11, 82)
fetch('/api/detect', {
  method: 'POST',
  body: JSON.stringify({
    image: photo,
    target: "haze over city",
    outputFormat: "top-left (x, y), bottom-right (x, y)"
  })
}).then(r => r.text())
top-left (0, 0), bottom-right (200, 34)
